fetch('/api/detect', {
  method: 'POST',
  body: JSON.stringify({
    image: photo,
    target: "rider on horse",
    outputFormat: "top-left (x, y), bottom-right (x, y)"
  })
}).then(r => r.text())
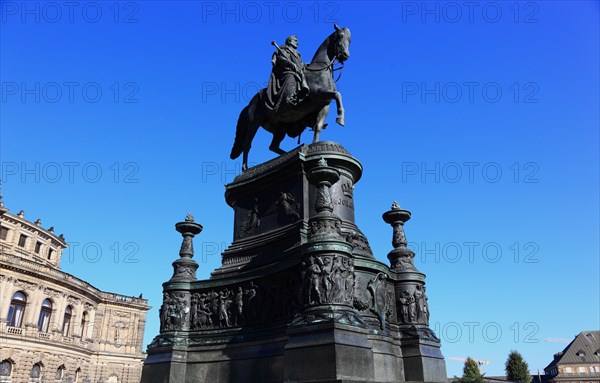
top-left (265, 35), bottom-right (310, 115)
top-left (230, 25), bottom-right (351, 171)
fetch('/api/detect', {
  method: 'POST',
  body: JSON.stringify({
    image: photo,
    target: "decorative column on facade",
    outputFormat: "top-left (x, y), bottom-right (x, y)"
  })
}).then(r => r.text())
top-left (92, 308), bottom-right (106, 348)
top-left (0, 277), bottom-right (12, 337)
top-left (86, 306), bottom-right (97, 341)
top-left (293, 158), bottom-right (363, 326)
top-left (23, 286), bottom-right (43, 334)
top-left (53, 293), bottom-right (68, 336)
top-left (72, 300), bottom-right (85, 342)
top-left (136, 316), bottom-right (147, 353)
top-left (0, 276), bottom-right (14, 323)
top-left (73, 302), bottom-right (85, 340)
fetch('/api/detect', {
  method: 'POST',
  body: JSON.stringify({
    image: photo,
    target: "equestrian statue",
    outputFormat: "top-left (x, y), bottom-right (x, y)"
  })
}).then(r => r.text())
top-left (230, 24), bottom-right (351, 171)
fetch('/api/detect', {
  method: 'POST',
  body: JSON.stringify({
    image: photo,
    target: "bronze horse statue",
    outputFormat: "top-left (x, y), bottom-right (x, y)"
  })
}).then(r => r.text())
top-left (230, 25), bottom-right (351, 171)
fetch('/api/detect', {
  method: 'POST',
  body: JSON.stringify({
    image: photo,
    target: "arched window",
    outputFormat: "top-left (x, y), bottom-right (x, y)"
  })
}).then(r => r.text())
top-left (55, 365), bottom-right (65, 380)
top-left (80, 311), bottom-right (89, 338)
top-left (7, 291), bottom-right (26, 328)
top-left (30, 363), bottom-right (42, 381)
top-left (37, 299), bottom-right (52, 333)
top-left (0, 360), bottom-right (12, 378)
top-left (62, 306), bottom-right (73, 336)
top-left (74, 368), bottom-right (81, 383)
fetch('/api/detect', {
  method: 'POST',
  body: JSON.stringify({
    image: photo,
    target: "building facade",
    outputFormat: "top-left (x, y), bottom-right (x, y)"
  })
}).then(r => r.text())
top-left (544, 331), bottom-right (600, 383)
top-left (0, 200), bottom-right (150, 383)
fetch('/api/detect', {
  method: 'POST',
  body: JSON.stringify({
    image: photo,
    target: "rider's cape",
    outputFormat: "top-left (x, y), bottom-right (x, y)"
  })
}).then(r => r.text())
top-left (265, 46), bottom-right (309, 116)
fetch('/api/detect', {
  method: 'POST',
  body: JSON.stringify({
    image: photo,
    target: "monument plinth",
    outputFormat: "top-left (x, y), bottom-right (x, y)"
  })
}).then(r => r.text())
top-left (214, 142), bottom-right (374, 279)
top-left (141, 142), bottom-right (446, 383)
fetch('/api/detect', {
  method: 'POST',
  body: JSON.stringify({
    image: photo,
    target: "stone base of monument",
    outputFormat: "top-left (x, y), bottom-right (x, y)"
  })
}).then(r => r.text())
top-left (141, 142), bottom-right (447, 383)
top-left (284, 322), bottom-right (375, 382)
top-left (400, 333), bottom-right (447, 383)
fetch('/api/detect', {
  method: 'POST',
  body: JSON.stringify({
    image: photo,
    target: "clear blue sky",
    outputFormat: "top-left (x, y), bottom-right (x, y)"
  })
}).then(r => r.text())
top-left (1, 0), bottom-right (598, 377)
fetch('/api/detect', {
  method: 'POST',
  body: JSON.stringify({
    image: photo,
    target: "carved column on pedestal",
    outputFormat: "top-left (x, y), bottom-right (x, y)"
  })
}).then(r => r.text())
top-left (284, 158), bottom-right (373, 383)
top-left (294, 158), bottom-right (363, 326)
top-left (382, 202), bottom-right (430, 328)
top-left (382, 201), bottom-right (417, 272)
top-left (171, 213), bottom-right (203, 282)
top-left (307, 157), bottom-right (342, 242)
top-left (158, 214), bottom-right (202, 334)
top-left (383, 201), bottom-right (446, 381)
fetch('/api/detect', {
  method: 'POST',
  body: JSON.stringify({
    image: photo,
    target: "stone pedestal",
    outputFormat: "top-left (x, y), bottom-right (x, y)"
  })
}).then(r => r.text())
top-left (284, 322), bottom-right (375, 383)
top-left (141, 142), bottom-right (447, 383)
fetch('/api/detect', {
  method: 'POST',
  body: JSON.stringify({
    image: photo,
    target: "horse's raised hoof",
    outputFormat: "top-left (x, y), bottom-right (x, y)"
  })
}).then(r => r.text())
top-left (336, 116), bottom-right (345, 126)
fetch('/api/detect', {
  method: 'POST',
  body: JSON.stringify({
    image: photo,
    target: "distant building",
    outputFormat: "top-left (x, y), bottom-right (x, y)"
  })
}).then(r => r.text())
top-left (0, 199), bottom-right (150, 383)
top-left (544, 331), bottom-right (600, 383)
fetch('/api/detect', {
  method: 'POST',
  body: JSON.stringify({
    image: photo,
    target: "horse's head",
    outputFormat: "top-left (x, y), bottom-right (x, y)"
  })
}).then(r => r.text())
top-left (333, 24), bottom-right (351, 62)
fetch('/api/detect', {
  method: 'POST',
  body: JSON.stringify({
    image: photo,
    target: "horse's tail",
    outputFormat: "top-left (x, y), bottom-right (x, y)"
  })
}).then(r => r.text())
top-left (230, 105), bottom-right (249, 160)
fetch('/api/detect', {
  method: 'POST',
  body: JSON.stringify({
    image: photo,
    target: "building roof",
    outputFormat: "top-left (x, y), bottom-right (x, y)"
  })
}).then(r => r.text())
top-left (0, 199), bottom-right (67, 247)
top-left (0, 197), bottom-right (150, 310)
top-left (545, 331), bottom-right (600, 370)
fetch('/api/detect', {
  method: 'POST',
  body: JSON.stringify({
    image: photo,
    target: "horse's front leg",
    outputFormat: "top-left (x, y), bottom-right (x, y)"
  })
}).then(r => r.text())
top-left (269, 129), bottom-right (287, 155)
top-left (313, 105), bottom-right (329, 143)
top-left (324, 91), bottom-right (345, 126)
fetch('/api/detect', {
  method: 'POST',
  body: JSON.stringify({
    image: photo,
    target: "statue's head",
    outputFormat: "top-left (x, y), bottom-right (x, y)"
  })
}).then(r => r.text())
top-left (286, 35), bottom-right (298, 48)
top-left (333, 24), bottom-right (351, 62)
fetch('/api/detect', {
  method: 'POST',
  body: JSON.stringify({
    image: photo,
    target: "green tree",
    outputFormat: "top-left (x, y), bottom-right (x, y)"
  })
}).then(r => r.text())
top-left (454, 357), bottom-right (486, 383)
top-left (505, 350), bottom-right (532, 383)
